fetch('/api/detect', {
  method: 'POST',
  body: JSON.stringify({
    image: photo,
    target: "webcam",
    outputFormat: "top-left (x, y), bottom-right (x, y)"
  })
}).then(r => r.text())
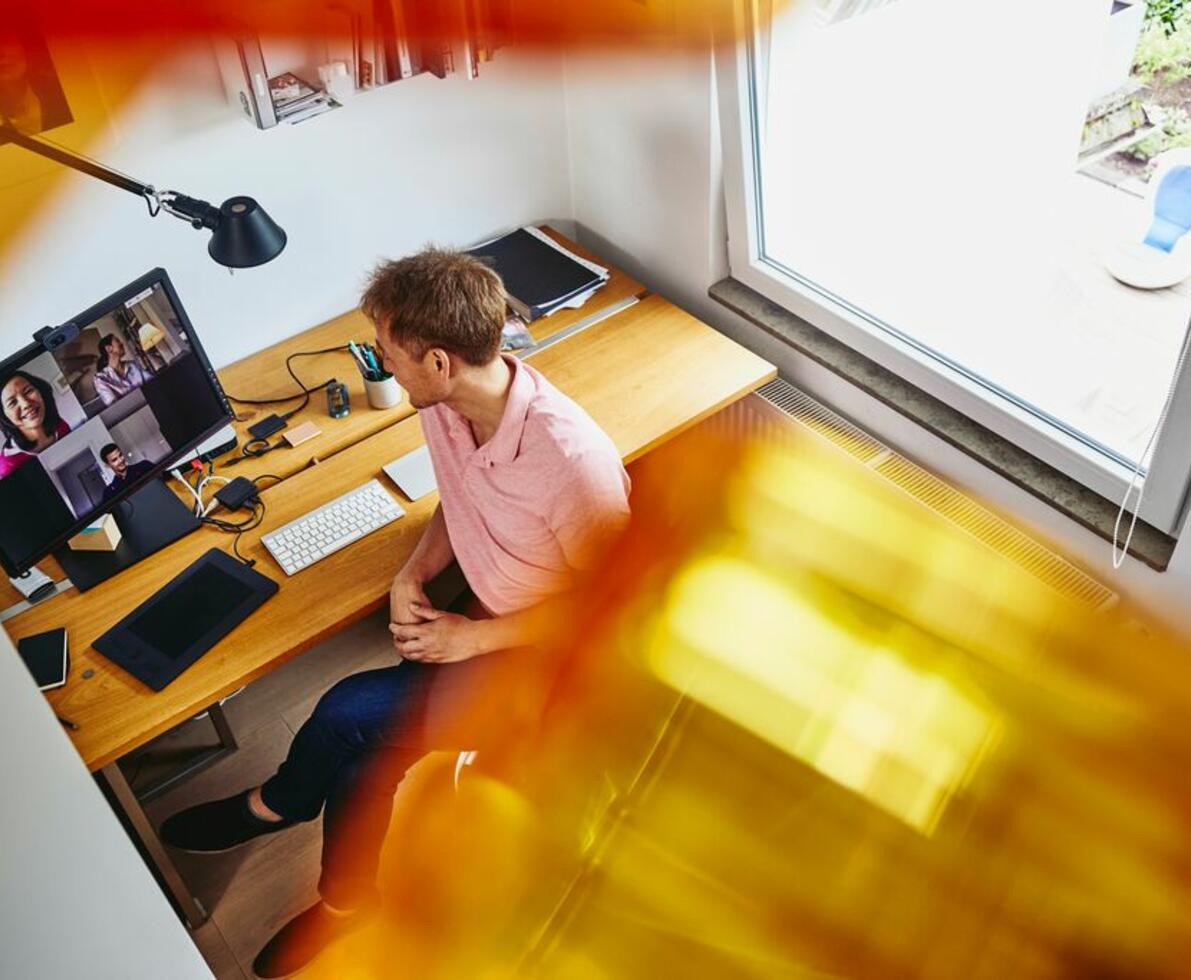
top-left (34, 322), bottom-right (80, 351)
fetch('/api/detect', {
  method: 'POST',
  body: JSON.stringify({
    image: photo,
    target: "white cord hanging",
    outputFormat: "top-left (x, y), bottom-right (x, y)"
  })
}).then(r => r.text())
top-left (1112, 323), bottom-right (1191, 569)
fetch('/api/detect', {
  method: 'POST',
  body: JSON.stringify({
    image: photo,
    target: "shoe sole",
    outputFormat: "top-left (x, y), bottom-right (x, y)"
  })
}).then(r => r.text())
top-left (162, 824), bottom-right (293, 855)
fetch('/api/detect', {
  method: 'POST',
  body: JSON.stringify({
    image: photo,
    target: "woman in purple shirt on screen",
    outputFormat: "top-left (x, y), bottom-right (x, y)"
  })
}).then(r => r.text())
top-left (93, 333), bottom-right (150, 406)
top-left (0, 369), bottom-right (71, 479)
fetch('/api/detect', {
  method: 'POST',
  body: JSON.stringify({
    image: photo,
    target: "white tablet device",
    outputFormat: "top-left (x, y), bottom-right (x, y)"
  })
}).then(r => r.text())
top-left (382, 445), bottom-right (438, 501)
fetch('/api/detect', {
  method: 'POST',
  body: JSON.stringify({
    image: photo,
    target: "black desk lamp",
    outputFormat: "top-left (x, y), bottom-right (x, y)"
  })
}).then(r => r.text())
top-left (1, 124), bottom-right (287, 268)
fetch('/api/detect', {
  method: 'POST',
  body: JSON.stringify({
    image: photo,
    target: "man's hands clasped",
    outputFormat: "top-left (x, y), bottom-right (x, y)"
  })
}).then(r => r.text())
top-left (389, 572), bottom-right (480, 664)
top-left (389, 572), bottom-right (431, 627)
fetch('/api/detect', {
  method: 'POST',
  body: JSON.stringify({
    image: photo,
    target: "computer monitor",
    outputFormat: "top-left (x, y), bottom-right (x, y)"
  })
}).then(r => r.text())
top-left (0, 268), bottom-right (233, 589)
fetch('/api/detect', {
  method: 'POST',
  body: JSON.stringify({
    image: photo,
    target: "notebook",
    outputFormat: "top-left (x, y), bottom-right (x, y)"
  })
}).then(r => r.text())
top-left (466, 227), bottom-right (608, 321)
top-left (17, 628), bottom-right (68, 691)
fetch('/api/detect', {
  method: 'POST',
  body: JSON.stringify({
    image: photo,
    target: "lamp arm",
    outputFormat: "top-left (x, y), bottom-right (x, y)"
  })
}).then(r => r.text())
top-left (2, 123), bottom-right (285, 268)
top-left (1, 123), bottom-right (152, 198)
top-left (1, 124), bottom-right (221, 232)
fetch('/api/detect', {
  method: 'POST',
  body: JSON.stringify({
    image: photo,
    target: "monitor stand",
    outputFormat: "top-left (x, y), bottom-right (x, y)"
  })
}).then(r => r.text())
top-left (55, 479), bottom-right (200, 593)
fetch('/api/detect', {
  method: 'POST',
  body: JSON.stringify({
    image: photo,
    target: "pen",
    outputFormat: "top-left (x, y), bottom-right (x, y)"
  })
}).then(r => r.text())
top-left (347, 341), bottom-right (369, 374)
top-left (367, 346), bottom-right (392, 381)
top-left (347, 342), bottom-right (378, 382)
top-left (57, 714), bottom-right (78, 731)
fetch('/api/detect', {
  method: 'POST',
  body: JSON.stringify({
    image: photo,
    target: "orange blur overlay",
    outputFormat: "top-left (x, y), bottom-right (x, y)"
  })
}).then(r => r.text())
top-left (0, 0), bottom-right (761, 262)
top-left (307, 415), bottom-right (1191, 978)
top-left (11, 2), bottom-right (1191, 975)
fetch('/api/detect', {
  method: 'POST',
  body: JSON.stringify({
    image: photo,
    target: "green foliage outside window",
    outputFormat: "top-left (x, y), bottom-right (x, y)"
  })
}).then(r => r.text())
top-left (1135, 3), bottom-right (1191, 83)
top-left (1148, 0), bottom-right (1189, 36)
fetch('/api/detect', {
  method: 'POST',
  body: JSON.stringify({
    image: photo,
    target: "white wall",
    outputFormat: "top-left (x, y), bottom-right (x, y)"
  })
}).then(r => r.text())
top-left (563, 48), bottom-right (729, 331)
top-left (0, 43), bottom-right (574, 370)
top-left (0, 626), bottom-right (212, 979)
top-left (562, 45), bottom-right (1191, 641)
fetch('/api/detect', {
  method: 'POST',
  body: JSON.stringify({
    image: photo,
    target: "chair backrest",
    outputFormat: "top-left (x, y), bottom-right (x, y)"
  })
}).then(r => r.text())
top-left (1144, 165), bottom-right (1191, 253)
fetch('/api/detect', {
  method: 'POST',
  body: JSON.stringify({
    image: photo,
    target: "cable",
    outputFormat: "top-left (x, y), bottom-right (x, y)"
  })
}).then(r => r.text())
top-left (223, 345), bottom-right (350, 419)
top-left (201, 501), bottom-right (264, 567)
top-left (170, 467), bottom-right (201, 512)
top-left (223, 437), bottom-right (283, 467)
top-left (1112, 323), bottom-right (1191, 568)
top-left (194, 473), bottom-right (284, 568)
top-left (220, 344), bottom-right (354, 459)
top-left (195, 474), bottom-right (230, 516)
top-left (169, 464), bottom-right (229, 516)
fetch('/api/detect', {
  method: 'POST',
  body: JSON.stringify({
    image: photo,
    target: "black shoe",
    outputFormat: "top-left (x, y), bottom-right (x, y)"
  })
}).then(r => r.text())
top-left (160, 790), bottom-right (294, 853)
top-left (253, 901), bottom-right (376, 979)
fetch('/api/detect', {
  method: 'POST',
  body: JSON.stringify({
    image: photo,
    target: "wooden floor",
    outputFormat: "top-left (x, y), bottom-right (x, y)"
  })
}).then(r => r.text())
top-left (123, 610), bottom-right (399, 980)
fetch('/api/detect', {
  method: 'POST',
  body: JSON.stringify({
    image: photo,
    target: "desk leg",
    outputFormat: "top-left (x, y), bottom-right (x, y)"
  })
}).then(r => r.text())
top-left (209, 700), bottom-right (237, 751)
top-left (138, 701), bottom-right (239, 803)
top-left (99, 762), bottom-right (209, 929)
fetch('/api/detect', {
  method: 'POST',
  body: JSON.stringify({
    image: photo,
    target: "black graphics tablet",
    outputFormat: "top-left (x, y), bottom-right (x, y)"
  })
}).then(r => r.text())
top-left (93, 549), bottom-right (278, 692)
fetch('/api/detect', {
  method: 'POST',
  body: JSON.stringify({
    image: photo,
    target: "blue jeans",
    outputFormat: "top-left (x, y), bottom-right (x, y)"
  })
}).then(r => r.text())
top-left (258, 592), bottom-right (552, 908)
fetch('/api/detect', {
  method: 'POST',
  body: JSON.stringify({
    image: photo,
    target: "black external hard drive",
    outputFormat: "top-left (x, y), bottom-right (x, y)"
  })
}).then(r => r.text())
top-left (248, 414), bottom-right (288, 440)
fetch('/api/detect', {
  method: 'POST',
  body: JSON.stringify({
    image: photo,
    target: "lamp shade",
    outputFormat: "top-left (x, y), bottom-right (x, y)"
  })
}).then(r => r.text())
top-left (207, 196), bottom-right (287, 268)
top-left (137, 322), bottom-right (166, 349)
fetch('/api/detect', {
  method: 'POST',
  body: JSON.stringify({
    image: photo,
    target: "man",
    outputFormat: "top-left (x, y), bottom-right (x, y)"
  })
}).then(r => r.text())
top-left (99, 443), bottom-right (154, 501)
top-left (160, 248), bottom-right (630, 977)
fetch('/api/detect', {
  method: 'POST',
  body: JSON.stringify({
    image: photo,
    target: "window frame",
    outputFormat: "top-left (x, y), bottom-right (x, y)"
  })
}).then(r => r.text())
top-left (715, 0), bottom-right (1191, 538)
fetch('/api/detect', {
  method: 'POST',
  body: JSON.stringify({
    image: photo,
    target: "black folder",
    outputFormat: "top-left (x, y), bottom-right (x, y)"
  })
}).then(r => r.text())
top-left (467, 229), bottom-right (606, 321)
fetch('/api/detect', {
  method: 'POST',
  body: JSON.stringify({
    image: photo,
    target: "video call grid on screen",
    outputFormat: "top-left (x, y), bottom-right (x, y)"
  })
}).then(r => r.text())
top-left (0, 273), bottom-right (231, 575)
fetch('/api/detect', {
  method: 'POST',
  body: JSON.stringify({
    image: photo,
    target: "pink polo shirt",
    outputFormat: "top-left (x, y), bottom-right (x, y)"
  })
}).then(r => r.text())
top-left (419, 355), bottom-right (630, 616)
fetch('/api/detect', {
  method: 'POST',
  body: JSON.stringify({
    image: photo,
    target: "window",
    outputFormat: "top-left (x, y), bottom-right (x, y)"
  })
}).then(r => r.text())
top-left (718, 0), bottom-right (1191, 537)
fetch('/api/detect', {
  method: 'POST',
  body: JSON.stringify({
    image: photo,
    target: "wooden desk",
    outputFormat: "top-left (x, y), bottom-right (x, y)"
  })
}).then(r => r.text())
top-left (4, 291), bottom-right (774, 926)
top-left (11, 293), bottom-right (774, 770)
top-left (0, 229), bottom-right (644, 609)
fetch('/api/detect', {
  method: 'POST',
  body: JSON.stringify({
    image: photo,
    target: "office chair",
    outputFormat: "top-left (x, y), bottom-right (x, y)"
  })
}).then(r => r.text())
top-left (1105, 150), bottom-right (1191, 289)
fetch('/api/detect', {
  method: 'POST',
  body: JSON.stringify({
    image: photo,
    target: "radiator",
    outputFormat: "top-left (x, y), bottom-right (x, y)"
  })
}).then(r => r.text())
top-left (718, 378), bottom-right (1118, 613)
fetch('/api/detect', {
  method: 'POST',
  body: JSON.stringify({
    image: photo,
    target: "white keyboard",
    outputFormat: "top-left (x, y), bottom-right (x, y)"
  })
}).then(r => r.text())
top-left (262, 479), bottom-right (404, 576)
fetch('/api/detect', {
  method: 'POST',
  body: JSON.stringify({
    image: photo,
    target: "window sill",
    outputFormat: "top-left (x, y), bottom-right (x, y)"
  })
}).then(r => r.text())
top-left (710, 277), bottom-right (1177, 572)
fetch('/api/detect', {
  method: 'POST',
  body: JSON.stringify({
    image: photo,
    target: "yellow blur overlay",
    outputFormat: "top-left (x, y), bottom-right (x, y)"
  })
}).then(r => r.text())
top-left (0, 35), bottom-right (154, 267)
top-left (308, 416), bottom-right (1191, 979)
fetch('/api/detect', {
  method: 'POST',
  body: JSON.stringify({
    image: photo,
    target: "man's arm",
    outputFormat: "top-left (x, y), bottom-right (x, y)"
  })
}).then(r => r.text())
top-left (390, 503), bottom-right (454, 626)
top-left (394, 442), bottom-right (629, 661)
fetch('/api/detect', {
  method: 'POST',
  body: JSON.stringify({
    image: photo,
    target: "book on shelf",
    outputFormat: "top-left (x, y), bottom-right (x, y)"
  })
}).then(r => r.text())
top-left (215, 35), bottom-right (278, 129)
top-left (283, 93), bottom-right (342, 124)
top-left (269, 72), bottom-right (323, 117)
top-left (465, 227), bottom-right (609, 322)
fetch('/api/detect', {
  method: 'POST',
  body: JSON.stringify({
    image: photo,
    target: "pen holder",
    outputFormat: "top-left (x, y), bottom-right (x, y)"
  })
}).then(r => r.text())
top-left (364, 374), bottom-right (402, 410)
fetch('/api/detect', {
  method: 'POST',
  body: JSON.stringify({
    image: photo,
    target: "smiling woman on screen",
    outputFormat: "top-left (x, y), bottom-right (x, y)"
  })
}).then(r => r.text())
top-left (0, 369), bottom-right (71, 479)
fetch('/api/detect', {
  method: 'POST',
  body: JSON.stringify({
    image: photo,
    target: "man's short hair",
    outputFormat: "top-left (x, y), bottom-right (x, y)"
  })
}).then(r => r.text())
top-left (99, 442), bottom-right (120, 462)
top-left (361, 247), bottom-right (506, 366)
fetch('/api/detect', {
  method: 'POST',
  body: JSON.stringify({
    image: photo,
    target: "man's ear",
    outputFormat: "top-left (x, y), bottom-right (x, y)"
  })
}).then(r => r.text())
top-left (428, 347), bottom-right (452, 377)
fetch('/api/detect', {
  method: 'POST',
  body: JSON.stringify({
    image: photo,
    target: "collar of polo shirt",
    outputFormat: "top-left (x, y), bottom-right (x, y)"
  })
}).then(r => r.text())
top-left (451, 355), bottom-right (535, 468)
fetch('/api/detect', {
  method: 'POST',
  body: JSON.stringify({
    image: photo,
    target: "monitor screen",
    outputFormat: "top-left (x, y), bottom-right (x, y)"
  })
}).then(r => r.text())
top-left (0, 269), bottom-right (232, 576)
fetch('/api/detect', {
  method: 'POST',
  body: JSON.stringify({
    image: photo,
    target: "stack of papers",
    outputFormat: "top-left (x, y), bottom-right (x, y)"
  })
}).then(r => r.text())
top-left (466, 227), bottom-right (609, 322)
top-left (269, 72), bottom-right (341, 125)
